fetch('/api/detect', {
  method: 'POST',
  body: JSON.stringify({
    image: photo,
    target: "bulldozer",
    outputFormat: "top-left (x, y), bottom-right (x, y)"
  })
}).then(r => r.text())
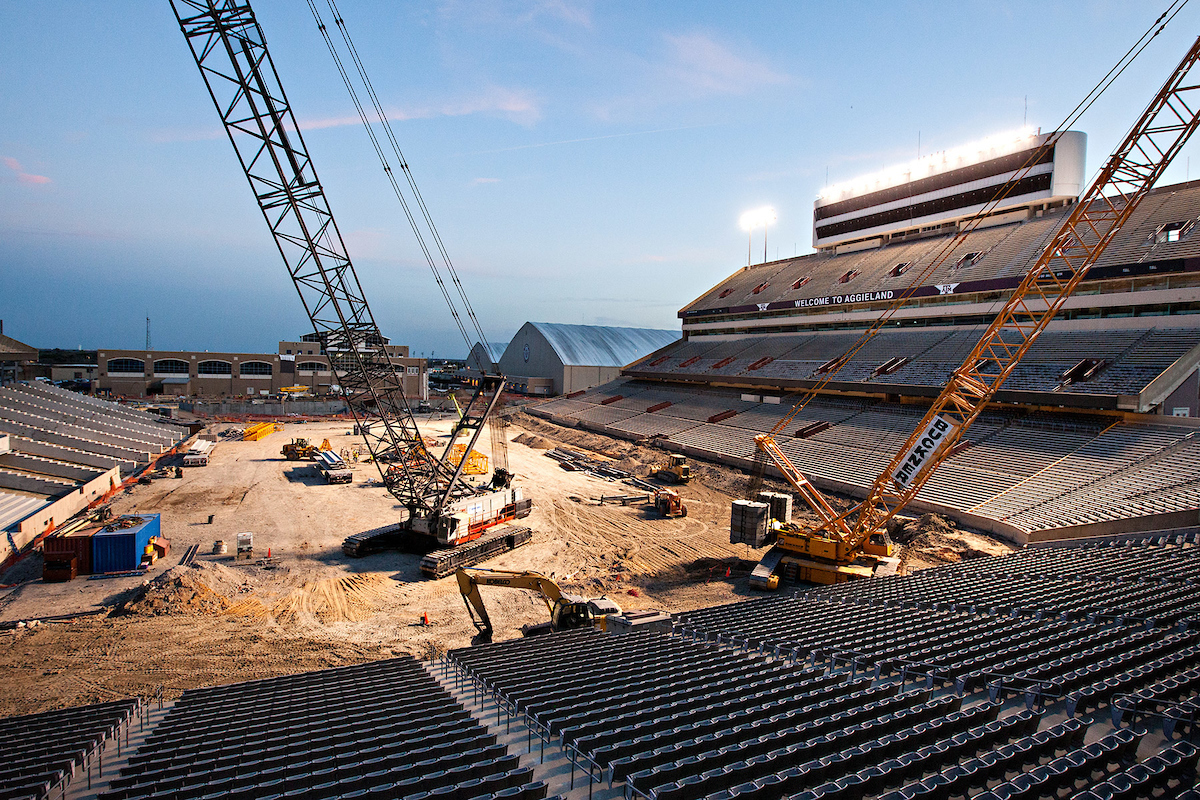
top-left (653, 454), bottom-right (691, 484)
top-left (653, 487), bottom-right (687, 518)
top-left (281, 437), bottom-right (317, 460)
top-left (281, 437), bottom-right (333, 460)
top-left (456, 568), bottom-right (622, 642)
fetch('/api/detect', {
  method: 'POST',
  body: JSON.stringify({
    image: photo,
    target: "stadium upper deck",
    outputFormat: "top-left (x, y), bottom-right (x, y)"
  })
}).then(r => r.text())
top-left (681, 178), bottom-right (1200, 336)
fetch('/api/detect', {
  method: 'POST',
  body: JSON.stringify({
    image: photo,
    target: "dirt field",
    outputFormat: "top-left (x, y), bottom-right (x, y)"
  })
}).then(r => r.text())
top-left (0, 410), bottom-right (1013, 716)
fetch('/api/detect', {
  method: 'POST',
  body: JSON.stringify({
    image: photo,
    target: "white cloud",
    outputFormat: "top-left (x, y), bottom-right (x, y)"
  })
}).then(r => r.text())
top-left (438, 0), bottom-right (593, 29)
top-left (300, 85), bottom-right (542, 130)
top-left (3, 156), bottom-right (51, 185)
top-left (662, 32), bottom-right (790, 95)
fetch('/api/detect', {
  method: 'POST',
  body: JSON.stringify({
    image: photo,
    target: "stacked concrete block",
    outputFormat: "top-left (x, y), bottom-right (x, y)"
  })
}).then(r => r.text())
top-left (730, 500), bottom-right (770, 547)
top-left (757, 491), bottom-right (794, 524)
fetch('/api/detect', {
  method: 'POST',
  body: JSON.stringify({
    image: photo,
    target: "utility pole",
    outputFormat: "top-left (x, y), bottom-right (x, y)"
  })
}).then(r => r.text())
top-left (146, 317), bottom-right (151, 350)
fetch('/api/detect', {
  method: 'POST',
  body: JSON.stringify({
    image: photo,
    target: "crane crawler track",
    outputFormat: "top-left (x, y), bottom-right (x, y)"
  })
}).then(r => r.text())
top-left (341, 524), bottom-right (533, 578)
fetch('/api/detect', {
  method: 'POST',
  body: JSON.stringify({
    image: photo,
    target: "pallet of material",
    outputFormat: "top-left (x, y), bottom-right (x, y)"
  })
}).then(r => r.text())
top-left (183, 438), bottom-right (214, 466)
top-left (730, 500), bottom-right (770, 547)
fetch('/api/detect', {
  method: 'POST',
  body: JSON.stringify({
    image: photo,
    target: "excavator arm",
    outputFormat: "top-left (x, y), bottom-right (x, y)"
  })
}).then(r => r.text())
top-left (456, 568), bottom-right (564, 640)
top-left (758, 34), bottom-right (1200, 559)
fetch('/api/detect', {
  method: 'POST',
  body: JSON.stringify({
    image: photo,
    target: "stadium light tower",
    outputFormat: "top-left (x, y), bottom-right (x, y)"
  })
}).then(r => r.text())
top-left (739, 206), bottom-right (777, 265)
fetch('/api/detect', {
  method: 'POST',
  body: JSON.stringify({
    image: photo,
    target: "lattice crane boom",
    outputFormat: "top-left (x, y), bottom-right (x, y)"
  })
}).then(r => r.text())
top-left (171, 0), bottom-right (501, 519)
top-left (757, 34), bottom-right (1200, 552)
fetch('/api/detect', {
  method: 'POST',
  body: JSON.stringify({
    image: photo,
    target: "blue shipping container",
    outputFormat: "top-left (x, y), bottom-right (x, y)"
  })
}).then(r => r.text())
top-left (91, 514), bottom-right (160, 574)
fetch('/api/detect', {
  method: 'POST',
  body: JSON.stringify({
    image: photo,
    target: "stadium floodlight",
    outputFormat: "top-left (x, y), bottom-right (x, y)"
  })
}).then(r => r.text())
top-left (739, 206), bottom-right (778, 266)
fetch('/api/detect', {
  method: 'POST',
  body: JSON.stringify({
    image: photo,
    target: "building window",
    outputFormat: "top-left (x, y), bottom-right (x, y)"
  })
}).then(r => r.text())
top-left (297, 362), bottom-right (327, 372)
top-left (330, 353), bottom-right (357, 372)
top-left (286, 349), bottom-right (292, 355)
top-left (197, 360), bottom-right (232, 375)
top-left (407, 366), bottom-right (419, 375)
top-left (107, 358), bottom-right (144, 374)
top-left (153, 359), bottom-right (189, 375)
top-left (240, 361), bottom-right (273, 376)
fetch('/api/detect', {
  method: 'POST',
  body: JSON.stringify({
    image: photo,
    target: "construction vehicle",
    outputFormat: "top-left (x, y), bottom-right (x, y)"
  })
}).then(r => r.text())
top-left (315, 449), bottom-right (353, 484)
top-left (743, 35), bottom-right (1200, 590)
top-left (456, 568), bottom-right (622, 642)
top-left (653, 488), bottom-right (687, 518)
top-left (281, 438), bottom-right (317, 460)
top-left (172, 1), bottom-right (530, 578)
top-left (653, 454), bottom-right (691, 484)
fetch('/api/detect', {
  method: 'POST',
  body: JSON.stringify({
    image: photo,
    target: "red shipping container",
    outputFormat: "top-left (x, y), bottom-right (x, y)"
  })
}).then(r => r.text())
top-left (43, 527), bottom-right (99, 575)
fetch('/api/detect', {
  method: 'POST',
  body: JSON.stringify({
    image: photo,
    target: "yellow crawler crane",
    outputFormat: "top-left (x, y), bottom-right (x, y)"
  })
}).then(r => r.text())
top-left (748, 35), bottom-right (1200, 589)
top-left (456, 568), bottom-right (622, 642)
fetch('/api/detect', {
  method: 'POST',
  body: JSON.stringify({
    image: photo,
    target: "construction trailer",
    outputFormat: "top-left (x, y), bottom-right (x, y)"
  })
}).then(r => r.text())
top-left (183, 437), bottom-right (215, 467)
top-left (315, 449), bottom-right (353, 484)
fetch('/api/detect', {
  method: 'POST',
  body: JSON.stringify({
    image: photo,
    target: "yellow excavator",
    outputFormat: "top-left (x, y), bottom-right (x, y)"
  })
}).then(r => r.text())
top-left (456, 568), bottom-right (622, 642)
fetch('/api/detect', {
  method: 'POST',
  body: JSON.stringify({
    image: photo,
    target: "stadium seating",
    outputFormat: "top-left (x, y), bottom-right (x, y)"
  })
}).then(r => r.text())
top-left (0, 699), bottom-right (138, 800)
top-left (627, 324), bottom-right (1200, 398)
top-left (97, 656), bottom-right (541, 800)
top-left (445, 534), bottom-right (1200, 800)
top-left (685, 181), bottom-right (1200, 316)
top-left (530, 380), bottom-right (1197, 534)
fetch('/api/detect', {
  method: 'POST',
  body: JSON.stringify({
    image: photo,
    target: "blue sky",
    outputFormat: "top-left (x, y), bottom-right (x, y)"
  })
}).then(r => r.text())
top-left (2, 1), bottom-right (1199, 358)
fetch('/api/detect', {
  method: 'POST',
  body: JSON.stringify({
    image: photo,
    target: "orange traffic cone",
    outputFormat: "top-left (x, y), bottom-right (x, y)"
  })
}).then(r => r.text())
top-left (725, 566), bottom-right (731, 578)
top-left (422, 612), bottom-right (430, 626)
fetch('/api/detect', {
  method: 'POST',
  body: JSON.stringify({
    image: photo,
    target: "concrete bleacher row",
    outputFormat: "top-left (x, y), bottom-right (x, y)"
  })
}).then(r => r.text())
top-left (530, 380), bottom-right (1198, 536)
top-left (0, 381), bottom-right (188, 563)
top-left (626, 325), bottom-right (1200, 401)
top-left (685, 180), bottom-right (1200, 315)
top-left (0, 698), bottom-right (138, 800)
top-left (449, 536), bottom-right (1200, 800)
top-left (94, 656), bottom-right (548, 800)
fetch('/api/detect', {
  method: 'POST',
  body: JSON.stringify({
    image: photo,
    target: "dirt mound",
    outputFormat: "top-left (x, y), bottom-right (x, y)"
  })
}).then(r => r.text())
top-left (514, 433), bottom-right (553, 449)
top-left (891, 513), bottom-right (956, 544)
top-left (270, 574), bottom-right (389, 625)
top-left (119, 564), bottom-right (389, 626)
top-left (122, 567), bottom-right (233, 617)
top-left (891, 513), bottom-right (1010, 570)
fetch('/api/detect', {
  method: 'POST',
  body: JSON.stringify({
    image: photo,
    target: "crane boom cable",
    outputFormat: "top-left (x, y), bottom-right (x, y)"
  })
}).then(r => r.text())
top-left (824, 30), bottom-right (1200, 545)
top-left (327, 0), bottom-right (491, 353)
top-left (172, 0), bottom-right (483, 514)
top-left (767, 0), bottom-right (1189, 439)
top-left (314, 0), bottom-right (492, 354)
top-left (759, 7), bottom-right (1197, 541)
top-left (305, 0), bottom-right (475, 355)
